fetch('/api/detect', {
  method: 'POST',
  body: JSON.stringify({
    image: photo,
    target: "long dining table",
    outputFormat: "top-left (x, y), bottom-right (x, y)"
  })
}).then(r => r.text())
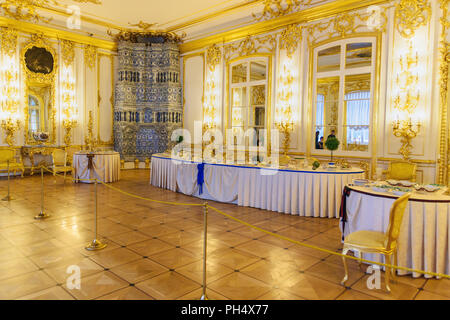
top-left (150, 153), bottom-right (364, 218)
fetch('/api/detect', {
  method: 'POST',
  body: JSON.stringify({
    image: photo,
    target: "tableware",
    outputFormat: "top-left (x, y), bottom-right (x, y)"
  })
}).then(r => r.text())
top-left (399, 180), bottom-right (414, 187)
top-left (372, 186), bottom-right (387, 193)
top-left (354, 179), bottom-right (369, 186)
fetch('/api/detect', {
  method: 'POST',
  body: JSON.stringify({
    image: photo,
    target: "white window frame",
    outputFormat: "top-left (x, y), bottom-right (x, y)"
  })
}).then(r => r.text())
top-left (312, 37), bottom-right (376, 157)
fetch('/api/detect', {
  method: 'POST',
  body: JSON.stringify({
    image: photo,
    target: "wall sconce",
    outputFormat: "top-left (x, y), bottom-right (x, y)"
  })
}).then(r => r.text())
top-left (392, 117), bottom-right (421, 161)
top-left (0, 112), bottom-right (20, 147)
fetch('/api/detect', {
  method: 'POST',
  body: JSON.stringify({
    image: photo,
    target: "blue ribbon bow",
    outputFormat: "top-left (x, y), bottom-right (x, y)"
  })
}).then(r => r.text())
top-left (197, 163), bottom-right (205, 194)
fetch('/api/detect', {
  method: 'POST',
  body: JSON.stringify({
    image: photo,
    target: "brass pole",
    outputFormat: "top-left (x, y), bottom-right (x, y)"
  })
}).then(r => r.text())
top-left (85, 179), bottom-right (107, 251)
top-left (200, 202), bottom-right (209, 300)
top-left (35, 166), bottom-right (50, 219)
top-left (2, 160), bottom-right (14, 201)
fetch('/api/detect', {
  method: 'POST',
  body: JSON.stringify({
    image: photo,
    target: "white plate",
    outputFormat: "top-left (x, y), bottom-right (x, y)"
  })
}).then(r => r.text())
top-left (399, 180), bottom-right (414, 187)
top-left (387, 180), bottom-right (398, 185)
top-left (354, 179), bottom-right (369, 186)
top-left (372, 187), bottom-right (387, 193)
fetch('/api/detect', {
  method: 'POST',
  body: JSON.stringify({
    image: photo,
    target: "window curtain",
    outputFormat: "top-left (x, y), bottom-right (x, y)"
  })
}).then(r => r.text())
top-left (315, 94), bottom-right (325, 138)
top-left (345, 91), bottom-right (370, 145)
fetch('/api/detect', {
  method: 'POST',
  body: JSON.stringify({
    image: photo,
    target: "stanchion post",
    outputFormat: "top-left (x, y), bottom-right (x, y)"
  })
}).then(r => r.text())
top-left (35, 166), bottom-right (50, 220)
top-left (85, 179), bottom-right (107, 251)
top-left (2, 160), bottom-right (14, 201)
top-left (200, 202), bottom-right (209, 300)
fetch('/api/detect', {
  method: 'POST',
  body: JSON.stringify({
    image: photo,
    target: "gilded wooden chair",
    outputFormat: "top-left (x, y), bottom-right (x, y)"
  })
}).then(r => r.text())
top-left (52, 149), bottom-right (72, 180)
top-left (65, 146), bottom-right (82, 167)
top-left (0, 148), bottom-right (25, 177)
top-left (383, 161), bottom-right (417, 182)
top-left (341, 193), bottom-right (411, 292)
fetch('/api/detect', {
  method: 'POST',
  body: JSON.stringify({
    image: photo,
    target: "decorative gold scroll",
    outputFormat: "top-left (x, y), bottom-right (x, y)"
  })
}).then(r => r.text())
top-left (394, 0), bottom-right (431, 39)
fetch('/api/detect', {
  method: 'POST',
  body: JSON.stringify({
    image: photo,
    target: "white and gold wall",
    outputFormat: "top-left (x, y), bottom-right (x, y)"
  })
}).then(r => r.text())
top-left (0, 28), bottom-right (116, 148)
top-left (181, 0), bottom-right (450, 185)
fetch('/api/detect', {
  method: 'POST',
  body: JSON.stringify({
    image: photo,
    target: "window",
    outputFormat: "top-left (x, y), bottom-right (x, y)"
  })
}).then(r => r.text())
top-left (313, 39), bottom-right (375, 154)
top-left (229, 58), bottom-right (269, 145)
top-left (29, 95), bottom-right (40, 132)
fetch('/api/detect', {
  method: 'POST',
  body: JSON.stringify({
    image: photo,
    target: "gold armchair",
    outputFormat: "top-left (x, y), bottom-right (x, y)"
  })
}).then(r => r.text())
top-left (0, 148), bottom-right (25, 177)
top-left (341, 193), bottom-right (411, 292)
top-left (383, 161), bottom-right (417, 182)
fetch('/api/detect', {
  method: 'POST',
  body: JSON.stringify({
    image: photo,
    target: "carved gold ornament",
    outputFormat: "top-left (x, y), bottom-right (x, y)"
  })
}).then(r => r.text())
top-left (61, 40), bottom-right (75, 66)
top-left (253, 0), bottom-right (314, 21)
top-left (394, 0), bottom-right (431, 39)
top-left (206, 44), bottom-right (222, 72)
top-left (306, 7), bottom-right (388, 45)
top-left (224, 34), bottom-right (277, 61)
top-left (280, 24), bottom-right (302, 58)
top-left (84, 44), bottom-right (97, 70)
top-left (438, 0), bottom-right (450, 184)
top-left (0, 27), bottom-right (18, 58)
top-left (128, 21), bottom-right (158, 31)
top-left (0, 0), bottom-right (54, 22)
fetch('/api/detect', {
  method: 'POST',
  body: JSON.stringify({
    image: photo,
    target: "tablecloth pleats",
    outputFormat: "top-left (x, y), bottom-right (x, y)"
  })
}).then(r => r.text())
top-left (151, 155), bottom-right (364, 218)
top-left (73, 152), bottom-right (120, 183)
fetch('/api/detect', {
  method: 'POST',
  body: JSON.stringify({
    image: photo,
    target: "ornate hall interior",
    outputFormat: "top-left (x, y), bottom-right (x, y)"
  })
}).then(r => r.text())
top-left (0, 0), bottom-right (448, 301)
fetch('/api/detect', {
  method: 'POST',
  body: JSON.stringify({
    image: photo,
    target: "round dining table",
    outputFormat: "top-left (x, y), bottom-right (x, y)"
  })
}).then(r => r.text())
top-left (73, 151), bottom-right (121, 183)
top-left (342, 184), bottom-right (450, 278)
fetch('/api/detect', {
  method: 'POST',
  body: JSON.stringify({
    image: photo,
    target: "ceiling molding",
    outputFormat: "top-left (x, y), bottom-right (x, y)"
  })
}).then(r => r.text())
top-left (180, 0), bottom-right (390, 53)
top-left (0, 16), bottom-right (116, 51)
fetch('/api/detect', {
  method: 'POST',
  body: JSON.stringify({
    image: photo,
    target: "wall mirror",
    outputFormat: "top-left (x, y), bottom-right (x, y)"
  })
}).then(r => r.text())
top-left (312, 38), bottom-right (375, 155)
top-left (21, 35), bottom-right (57, 145)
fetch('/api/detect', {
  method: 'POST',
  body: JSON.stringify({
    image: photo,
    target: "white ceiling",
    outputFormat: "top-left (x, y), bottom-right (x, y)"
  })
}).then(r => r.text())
top-left (59, 0), bottom-right (253, 30)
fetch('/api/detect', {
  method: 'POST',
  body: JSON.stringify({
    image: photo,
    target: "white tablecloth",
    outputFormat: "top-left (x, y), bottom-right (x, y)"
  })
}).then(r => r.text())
top-left (343, 186), bottom-right (450, 278)
top-left (151, 154), bottom-right (364, 218)
top-left (73, 152), bottom-right (121, 183)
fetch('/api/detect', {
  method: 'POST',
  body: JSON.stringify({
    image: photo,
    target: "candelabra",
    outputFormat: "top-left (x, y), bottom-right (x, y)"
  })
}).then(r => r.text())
top-left (63, 118), bottom-right (77, 147)
top-left (1, 117), bottom-right (20, 147)
top-left (275, 106), bottom-right (294, 166)
top-left (85, 111), bottom-right (97, 152)
top-left (392, 118), bottom-right (421, 161)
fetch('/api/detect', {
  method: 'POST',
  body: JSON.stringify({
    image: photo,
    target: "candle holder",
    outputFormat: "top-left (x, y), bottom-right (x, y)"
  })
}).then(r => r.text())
top-left (63, 118), bottom-right (78, 147)
top-left (275, 121), bottom-right (294, 166)
top-left (392, 119), bottom-right (421, 161)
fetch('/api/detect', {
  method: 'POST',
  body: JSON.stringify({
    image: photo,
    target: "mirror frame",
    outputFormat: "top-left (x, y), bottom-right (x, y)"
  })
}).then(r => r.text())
top-left (21, 34), bottom-right (57, 145)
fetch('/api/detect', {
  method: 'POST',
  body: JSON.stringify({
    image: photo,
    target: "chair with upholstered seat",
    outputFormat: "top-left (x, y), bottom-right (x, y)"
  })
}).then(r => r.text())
top-left (341, 193), bottom-right (411, 292)
top-left (0, 148), bottom-right (24, 177)
top-left (383, 161), bottom-right (417, 182)
top-left (52, 149), bottom-right (72, 180)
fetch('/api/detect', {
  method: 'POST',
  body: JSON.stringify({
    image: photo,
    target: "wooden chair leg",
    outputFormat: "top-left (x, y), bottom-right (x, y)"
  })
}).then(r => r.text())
top-left (392, 249), bottom-right (398, 281)
top-left (341, 248), bottom-right (350, 286)
top-left (385, 254), bottom-right (391, 293)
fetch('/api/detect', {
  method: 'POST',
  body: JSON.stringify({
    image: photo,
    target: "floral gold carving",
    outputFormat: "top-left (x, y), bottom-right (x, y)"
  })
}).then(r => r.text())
top-left (224, 34), bottom-right (277, 61)
top-left (84, 44), bottom-right (97, 70)
top-left (206, 44), bottom-right (222, 72)
top-left (253, 0), bottom-right (314, 21)
top-left (0, 27), bottom-right (18, 57)
top-left (61, 39), bottom-right (75, 66)
top-left (438, 0), bottom-right (450, 184)
top-left (394, 0), bottom-right (431, 39)
top-left (280, 24), bottom-right (302, 58)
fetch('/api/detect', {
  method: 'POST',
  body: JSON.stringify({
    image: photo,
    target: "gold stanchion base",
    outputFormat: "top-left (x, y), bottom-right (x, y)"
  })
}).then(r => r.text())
top-left (85, 239), bottom-right (108, 251)
top-left (34, 211), bottom-right (50, 220)
top-left (200, 295), bottom-right (208, 300)
top-left (2, 195), bottom-right (14, 201)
